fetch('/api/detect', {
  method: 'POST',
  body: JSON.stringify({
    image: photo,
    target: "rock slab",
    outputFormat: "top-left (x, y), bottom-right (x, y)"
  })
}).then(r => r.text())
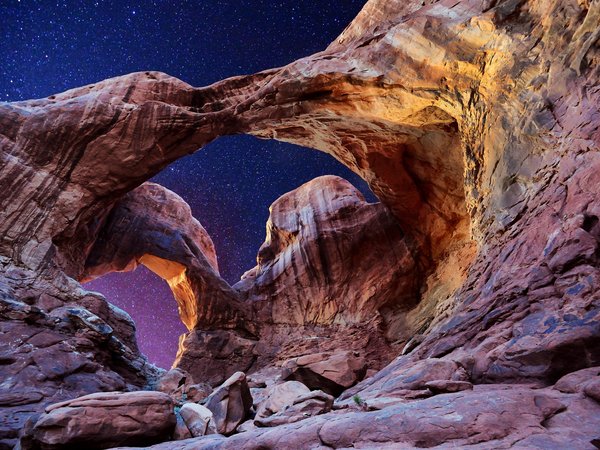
top-left (204, 372), bottom-right (253, 435)
top-left (21, 391), bottom-right (176, 450)
top-left (282, 351), bottom-right (367, 396)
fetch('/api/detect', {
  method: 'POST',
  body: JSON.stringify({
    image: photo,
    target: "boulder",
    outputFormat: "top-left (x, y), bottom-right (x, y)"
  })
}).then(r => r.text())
top-left (340, 358), bottom-right (469, 403)
top-left (255, 381), bottom-right (311, 419)
top-left (156, 368), bottom-right (211, 405)
top-left (204, 372), bottom-right (253, 435)
top-left (584, 379), bottom-right (600, 403)
top-left (179, 403), bottom-right (217, 437)
top-left (255, 390), bottom-right (334, 427)
top-left (424, 380), bottom-right (474, 394)
top-left (282, 351), bottom-right (367, 396)
top-left (554, 367), bottom-right (600, 393)
top-left (21, 391), bottom-right (175, 450)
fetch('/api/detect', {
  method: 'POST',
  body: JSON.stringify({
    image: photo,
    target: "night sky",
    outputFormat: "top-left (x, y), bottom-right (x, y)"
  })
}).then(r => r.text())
top-left (1, 0), bottom-right (372, 369)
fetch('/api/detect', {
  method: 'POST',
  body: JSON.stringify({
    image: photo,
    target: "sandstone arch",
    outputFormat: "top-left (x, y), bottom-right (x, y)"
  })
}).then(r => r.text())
top-left (2, 0), bottom-right (600, 446)
top-left (81, 182), bottom-right (251, 334)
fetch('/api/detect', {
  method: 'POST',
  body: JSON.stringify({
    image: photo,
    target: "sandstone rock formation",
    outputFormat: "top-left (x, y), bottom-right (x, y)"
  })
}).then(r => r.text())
top-left (254, 388), bottom-right (334, 428)
top-left (253, 379), bottom-right (335, 427)
top-left (179, 403), bottom-right (217, 438)
top-left (1, 0), bottom-right (600, 448)
top-left (173, 175), bottom-right (414, 385)
top-left (340, 357), bottom-right (470, 403)
top-left (155, 368), bottom-right (211, 405)
top-left (123, 383), bottom-right (600, 450)
top-left (172, 414), bottom-right (193, 441)
top-left (281, 351), bottom-right (367, 396)
top-left (235, 175), bottom-right (416, 327)
top-left (254, 381), bottom-right (311, 420)
top-left (203, 372), bottom-right (253, 435)
top-left (0, 273), bottom-right (160, 449)
top-left (21, 391), bottom-right (175, 450)
top-left (82, 182), bottom-right (250, 333)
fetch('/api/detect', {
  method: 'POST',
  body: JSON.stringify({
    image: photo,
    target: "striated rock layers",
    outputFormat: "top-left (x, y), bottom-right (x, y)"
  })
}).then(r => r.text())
top-left (21, 391), bottom-right (176, 450)
top-left (174, 175), bottom-right (417, 384)
top-left (1, 0), bottom-right (600, 448)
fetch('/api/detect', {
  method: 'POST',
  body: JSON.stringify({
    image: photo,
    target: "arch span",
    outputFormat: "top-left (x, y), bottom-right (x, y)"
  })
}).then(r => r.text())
top-left (81, 182), bottom-right (252, 335)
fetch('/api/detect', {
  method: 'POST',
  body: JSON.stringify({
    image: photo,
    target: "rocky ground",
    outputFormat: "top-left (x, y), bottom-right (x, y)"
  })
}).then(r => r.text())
top-left (2, 0), bottom-right (600, 448)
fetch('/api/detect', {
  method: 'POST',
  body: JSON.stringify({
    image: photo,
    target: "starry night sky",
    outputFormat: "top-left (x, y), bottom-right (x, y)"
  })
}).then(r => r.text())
top-left (1, 0), bottom-right (372, 369)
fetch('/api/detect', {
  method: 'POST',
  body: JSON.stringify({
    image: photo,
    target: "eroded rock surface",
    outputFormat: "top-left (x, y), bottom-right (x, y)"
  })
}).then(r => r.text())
top-left (0, 272), bottom-right (160, 449)
top-left (254, 389), bottom-right (334, 428)
top-left (21, 391), bottom-right (175, 450)
top-left (82, 182), bottom-right (249, 334)
top-left (2, 0), bottom-right (600, 448)
top-left (235, 175), bottom-right (416, 327)
top-left (203, 372), bottom-right (253, 435)
top-left (179, 403), bottom-right (217, 438)
top-left (281, 351), bottom-right (367, 396)
top-left (175, 176), bottom-right (413, 384)
top-left (123, 384), bottom-right (600, 450)
top-left (254, 381), bottom-right (311, 420)
top-left (155, 368), bottom-right (211, 405)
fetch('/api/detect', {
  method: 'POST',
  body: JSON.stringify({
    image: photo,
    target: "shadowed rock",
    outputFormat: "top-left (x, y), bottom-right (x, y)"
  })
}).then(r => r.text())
top-left (204, 372), bottom-right (253, 435)
top-left (21, 391), bottom-right (175, 450)
top-left (281, 351), bottom-right (367, 397)
top-left (82, 182), bottom-right (250, 334)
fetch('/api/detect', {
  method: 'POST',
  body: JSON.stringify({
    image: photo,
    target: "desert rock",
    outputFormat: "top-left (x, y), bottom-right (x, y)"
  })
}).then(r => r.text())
top-left (281, 351), bottom-right (367, 396)
top-left (179, 403), bottom-right (217, 437)
top-left (21, 391), bottom-right (175, 450)
top-left (155, 368), bottom-right (211, 405)
top-left (128, 385), bottom-right (600, 450)
top-left (1, 0), bottom-right (600, 448)
top-left (255, 381), bottom-right (310, 419)
top-left (255, 389), bottom-right (334, 427)
top-left (204, 372), bottom-right (253, 435)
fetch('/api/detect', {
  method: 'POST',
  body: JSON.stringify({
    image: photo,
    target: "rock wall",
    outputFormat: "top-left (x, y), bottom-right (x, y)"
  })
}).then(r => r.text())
top-left (1, 0), bottom-right (600, 448)
top-left (0, 263), bottom-right (162, 448)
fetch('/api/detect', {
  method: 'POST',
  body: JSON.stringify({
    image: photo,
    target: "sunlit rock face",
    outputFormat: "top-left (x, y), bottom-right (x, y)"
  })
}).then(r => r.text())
top-left (174, 176), bottom-right (416, 384)
top-left (2, 0), bottom-right (600, 447)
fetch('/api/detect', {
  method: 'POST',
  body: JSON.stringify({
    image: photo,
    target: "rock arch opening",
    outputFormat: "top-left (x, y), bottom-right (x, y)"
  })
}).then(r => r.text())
top-left (84, 266), bottom-right (187, 369)
top-left (81, 137), bottom-right (381, 369)
top-left (0, 66), bottom-right (479, 384)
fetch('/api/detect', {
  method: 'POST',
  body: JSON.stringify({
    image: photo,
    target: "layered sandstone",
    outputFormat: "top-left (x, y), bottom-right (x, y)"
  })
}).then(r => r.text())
top-left (1, 0), bottom-right (600, 448)
top-left (0, 272), bottom-right (161, 448)
top-left (235, 175), bottom-right (416, 327)
top-left (21, 391), bottom-right (176, 450)
top-left (174, 176), bottom-right (415, 384)
top-left (81, 182), bottom-right (249, 333)
top-left (126, 382), bottom-right (600, 450)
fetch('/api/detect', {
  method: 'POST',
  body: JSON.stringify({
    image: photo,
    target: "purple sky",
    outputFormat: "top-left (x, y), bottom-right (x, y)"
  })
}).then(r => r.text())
top-left (86, 266), bottom-right (186, 369)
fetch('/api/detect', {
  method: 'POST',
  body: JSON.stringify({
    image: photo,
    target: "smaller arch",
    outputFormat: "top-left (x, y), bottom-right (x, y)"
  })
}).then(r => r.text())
top-left (80, 182), bottom-right (252, 334)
